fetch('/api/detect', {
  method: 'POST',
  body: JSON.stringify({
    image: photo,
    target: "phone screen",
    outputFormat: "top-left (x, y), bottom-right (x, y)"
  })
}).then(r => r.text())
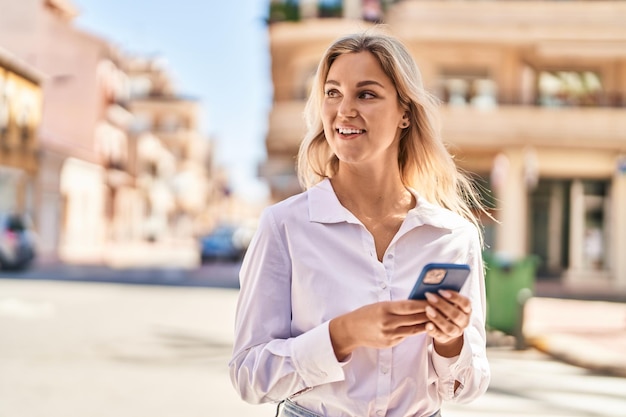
top-left (408, 263), bottom-right (470, 300)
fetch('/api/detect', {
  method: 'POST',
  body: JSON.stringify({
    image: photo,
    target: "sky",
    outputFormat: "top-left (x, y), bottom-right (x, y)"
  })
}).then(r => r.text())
top-left (71, 0), bottom-right (273, 203)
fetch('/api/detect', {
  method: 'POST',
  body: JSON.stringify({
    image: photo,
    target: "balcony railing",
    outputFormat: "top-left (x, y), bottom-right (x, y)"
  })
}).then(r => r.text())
top-left (267, 98), bottom-right (626, 153)
top-left (437, 91), bottom-right (626, 109)
top-left (440, 104), bottom-right (626, 151)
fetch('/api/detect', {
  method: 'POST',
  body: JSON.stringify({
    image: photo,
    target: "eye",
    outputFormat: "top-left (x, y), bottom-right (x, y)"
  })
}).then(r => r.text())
top-left (359, 91), bottom-right (376, 99)
top-left (325, 89), bottom-right (340, 98)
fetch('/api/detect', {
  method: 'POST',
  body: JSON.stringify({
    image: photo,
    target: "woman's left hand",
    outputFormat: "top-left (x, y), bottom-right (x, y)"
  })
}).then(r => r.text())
top-left (424, 290), bottom-right (472, 357)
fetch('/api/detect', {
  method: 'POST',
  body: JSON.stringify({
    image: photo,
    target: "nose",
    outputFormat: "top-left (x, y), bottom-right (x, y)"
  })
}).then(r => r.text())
top-left (337, 96), bottom-right (357, 118)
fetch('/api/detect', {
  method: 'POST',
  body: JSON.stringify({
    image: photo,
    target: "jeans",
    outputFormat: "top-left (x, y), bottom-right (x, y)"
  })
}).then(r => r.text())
top-left (277, 399), bottom-right (322, 417)
top-left (276, 399), bottom-right (442, 417)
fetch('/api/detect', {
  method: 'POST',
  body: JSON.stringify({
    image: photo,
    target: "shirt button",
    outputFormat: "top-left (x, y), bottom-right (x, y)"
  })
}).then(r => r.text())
top-left (381, 367), bottom-right (389, 374)
top-left (376, 410), bottom-right (384, 416)
top-left (387, 253), bottom-right (394, 259)
top-left (379, 282), bottom-right (387, 289)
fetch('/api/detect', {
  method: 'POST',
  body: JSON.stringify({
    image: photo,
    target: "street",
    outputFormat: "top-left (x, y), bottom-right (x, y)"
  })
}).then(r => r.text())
top-left (1, 266), bottom-right (626, 417)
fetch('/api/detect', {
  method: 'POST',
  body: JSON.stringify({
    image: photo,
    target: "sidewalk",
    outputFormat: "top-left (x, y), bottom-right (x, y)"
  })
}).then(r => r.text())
top-left (24, 246), bottom-right (626, 379)
top-left (103, 239), bottom-right (199, 269)
top-left (522, 293), bottom-right (626, 378)
top-left (42, 239), bottom-right (201, 270)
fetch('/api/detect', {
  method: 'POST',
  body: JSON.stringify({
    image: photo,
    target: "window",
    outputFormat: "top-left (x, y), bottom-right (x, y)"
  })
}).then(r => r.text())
top-left (131, 113), bottom-right (153, 133)
top-left (438, 69), bottom-right (497, 109)
top-left (16, 89), bottom-right (36, 145)
top-left (129, 76), bottom-right (153, 99)
top-left (0, 75), bottom-right (15, 143)
top-left (0, 76), bottom-right (9, 140)
top-left (538, 70), bottom-right (603, 107)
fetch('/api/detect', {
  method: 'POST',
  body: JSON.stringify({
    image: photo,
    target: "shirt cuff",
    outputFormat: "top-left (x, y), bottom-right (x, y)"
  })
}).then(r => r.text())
top-left (431, 333), bottom-right (474, 398)
top-left (433, 334), bottom-right (474, 374)
top-left (290, 321), bottom-right (346, 387)
top-left (432, 351), bottom-right (461, 374)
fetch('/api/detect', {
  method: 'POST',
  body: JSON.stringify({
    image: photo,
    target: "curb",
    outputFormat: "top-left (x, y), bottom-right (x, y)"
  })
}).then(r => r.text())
top-left (522, 297), bottom-right (626, 378)
top-left (526, 334), bottom-right (626, 378)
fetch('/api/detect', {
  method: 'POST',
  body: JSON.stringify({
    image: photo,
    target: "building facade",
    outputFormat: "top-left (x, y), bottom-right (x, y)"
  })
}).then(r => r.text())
top-left (0, 0), bottom-right (111, 262)
top-left (125, 56), bottom-right (217, 241)
top-left (264, 0), bottom-right (626, 291)
top-left (0, 0), bottom-right (218, 266)
top-left (0, 48), bottom-right (43, 217)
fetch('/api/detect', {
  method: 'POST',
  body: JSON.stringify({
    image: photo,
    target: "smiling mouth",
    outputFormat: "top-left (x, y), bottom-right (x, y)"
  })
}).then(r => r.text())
top-left (337, 128), bottom-right (365, 136)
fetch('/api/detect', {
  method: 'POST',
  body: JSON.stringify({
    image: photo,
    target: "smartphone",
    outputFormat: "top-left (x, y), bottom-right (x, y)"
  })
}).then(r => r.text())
top-left (408, 263), bottom-right (471, 300)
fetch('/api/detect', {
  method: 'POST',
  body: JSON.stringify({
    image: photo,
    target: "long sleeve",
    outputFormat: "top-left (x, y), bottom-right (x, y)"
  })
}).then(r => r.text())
top-left (431, 228), bottom-right (491, 402)
top-left (228, 208), bottom-right (346, 404)
top-left (229, 181), bottom-right (491, 416)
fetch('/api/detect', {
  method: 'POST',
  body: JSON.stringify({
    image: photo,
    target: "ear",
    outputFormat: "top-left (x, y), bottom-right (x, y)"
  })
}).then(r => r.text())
top-left (399, 112), bottom-right (410, 129)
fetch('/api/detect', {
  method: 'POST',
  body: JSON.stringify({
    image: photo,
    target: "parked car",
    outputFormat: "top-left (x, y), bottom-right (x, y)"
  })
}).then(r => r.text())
top-left (0, 213), bottom-right (37, 270)
top-left (199, 224), bottom-right (254, 262)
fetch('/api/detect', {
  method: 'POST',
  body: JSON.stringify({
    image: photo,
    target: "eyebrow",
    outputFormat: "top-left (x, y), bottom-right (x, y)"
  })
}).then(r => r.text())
top-left (325, 79), bottom-right (386, 89)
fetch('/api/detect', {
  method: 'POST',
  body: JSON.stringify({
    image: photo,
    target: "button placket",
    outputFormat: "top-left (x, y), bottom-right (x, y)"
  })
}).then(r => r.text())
top-left (382, 248), bottom-right (395, 290)
top-left (374, 349), bottom-right (392, 416)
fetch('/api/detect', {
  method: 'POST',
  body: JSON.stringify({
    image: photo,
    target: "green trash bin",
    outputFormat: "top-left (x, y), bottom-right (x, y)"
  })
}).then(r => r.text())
top-left (483, 252), bottom-right (538, 348)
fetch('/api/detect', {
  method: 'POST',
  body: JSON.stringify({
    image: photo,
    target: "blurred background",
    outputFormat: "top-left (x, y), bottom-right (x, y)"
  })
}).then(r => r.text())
top-left (1, 1), bottom-right (626, 416)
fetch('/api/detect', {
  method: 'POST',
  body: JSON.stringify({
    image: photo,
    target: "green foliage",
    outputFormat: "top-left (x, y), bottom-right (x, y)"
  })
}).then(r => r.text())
top-left (269, 2), bottom-right (300, 23)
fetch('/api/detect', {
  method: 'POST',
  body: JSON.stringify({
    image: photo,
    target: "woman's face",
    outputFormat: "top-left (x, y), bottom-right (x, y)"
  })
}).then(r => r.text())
top-left (322, 51), bottom-right (406, 169)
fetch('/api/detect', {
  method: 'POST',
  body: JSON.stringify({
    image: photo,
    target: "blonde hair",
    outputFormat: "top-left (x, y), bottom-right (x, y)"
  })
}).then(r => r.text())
top-left (296, 30), bottom-right (489, 241)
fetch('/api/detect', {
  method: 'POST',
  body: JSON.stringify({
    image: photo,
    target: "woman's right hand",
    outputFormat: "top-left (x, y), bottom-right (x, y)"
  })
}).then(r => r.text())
top-left (329, 300), bottom-right (430, 361)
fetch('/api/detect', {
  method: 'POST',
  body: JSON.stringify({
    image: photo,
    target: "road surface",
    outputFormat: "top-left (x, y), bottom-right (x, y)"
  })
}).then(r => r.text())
top-left (1, 278), bottom-right (625, 417)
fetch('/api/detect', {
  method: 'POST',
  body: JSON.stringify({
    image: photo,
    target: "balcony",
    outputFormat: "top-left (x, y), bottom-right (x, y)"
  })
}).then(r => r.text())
top-left (267, 100), bottom-right (626, 156)
top-left (441, 105), bottom-right (626, 151)
top-left (388, 1), bottom-right (626, 44)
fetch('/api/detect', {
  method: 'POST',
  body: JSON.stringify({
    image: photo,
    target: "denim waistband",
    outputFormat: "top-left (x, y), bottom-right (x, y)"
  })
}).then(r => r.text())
top-left (277, 399), bottom-right (442, 417)
top-left (278, 399), bottom-right (322, 417)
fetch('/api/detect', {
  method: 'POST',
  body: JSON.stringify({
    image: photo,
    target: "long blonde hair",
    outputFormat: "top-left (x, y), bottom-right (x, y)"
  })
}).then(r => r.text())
top-left (297, 30), bottom-right (489, 241)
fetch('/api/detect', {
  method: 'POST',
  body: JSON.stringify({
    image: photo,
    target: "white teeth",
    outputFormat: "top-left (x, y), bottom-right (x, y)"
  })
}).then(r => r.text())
top-left (338, 128), bottom-right (364, 135)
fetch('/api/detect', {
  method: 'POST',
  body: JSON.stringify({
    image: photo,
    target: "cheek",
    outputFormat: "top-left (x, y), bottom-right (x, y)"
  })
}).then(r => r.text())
top-left (321, 108), bottom-right (335, 133)
top-left (321, 103), bottom-right (334, 121)
top-left (323, 126), bottom-right (335, 143)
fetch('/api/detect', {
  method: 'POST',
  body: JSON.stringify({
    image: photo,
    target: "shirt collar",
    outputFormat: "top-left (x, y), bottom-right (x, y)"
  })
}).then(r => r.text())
top-left (403, 191), bottom-right (467, 231)
top-left (308, 178), bottom-right (361, 224)
top-left (308, 178), bottom-right (466, 231)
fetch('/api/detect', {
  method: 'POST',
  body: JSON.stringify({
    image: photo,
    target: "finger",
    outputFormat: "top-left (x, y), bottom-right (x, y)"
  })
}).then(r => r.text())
top-left (425, 305), bottom-right (457, 331)
top-left (436, 299), bottom-right (470, 329)
top-left (438, 290), bottom-right (472, 314)
top-left (388, 299), bottom-right (428, 315)
top-left (425, 317), bottom-right (462, 345)
top-left (425, 321), bottom-right (453, 342)
top-left (391, 312), bottom-right (430, 329)
top-left (425, 304), bottom-right (466, 337)
top-left (426, 291), bottom-right (471, 323)
top-left (397, 322), bottom-right (429, 338)
top-left (425, 292), bottom-right (467, 322)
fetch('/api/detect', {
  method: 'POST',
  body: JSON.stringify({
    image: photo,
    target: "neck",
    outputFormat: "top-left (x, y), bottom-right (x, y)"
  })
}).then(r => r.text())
top-left (330, 167), bottom-right (414, 217)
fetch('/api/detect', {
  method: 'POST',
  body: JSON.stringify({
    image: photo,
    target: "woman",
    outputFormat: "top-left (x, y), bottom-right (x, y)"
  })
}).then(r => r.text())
top-left (229, 30), bottom-right (490, 417)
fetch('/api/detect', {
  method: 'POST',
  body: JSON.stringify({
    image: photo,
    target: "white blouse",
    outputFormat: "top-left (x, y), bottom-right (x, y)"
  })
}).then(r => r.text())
top-left (229, 179), bottom-right (490, 417)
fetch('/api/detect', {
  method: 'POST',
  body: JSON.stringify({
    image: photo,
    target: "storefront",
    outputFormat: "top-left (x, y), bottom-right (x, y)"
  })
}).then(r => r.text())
top-left (488, 146), bottom-right (626, 290)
